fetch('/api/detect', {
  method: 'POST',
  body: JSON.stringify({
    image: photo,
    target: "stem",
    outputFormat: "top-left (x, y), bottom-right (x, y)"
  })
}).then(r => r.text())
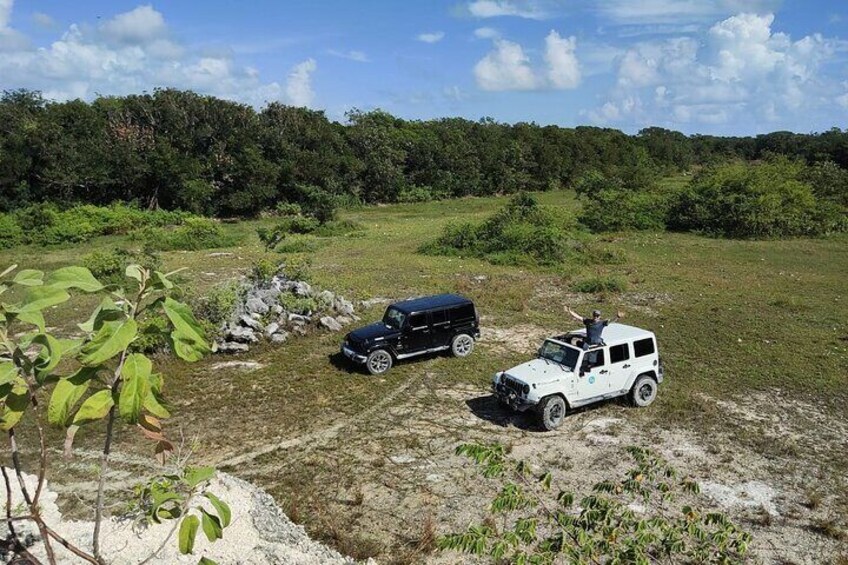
top-left (138, 490), bottom-right (197, 565)
top-left (31, 398), bottom-right (49, 509)
top-left (9, 430), bottom-right (57, 565)
top-left (9, 429), bottom-right (32, 505)
top-left (45, 526), bottom-right (99, 565)
top-left (2, 465), bottom-right (20, 547)
top-left (92, 402), bottom-right (117, 563)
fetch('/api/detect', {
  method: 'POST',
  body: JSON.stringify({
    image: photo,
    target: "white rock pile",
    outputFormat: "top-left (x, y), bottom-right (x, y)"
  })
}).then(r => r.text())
top-left (1, 468), bottom-right (371, 564)
top-left (216, 274), bottom-right (357, 354)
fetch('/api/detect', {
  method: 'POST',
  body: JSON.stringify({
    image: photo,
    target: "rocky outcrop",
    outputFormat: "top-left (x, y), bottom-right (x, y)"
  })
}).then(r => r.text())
top-left (1, 468), bottom-right (372, 564)
top-left (215, 274), bottom-right (357, 354)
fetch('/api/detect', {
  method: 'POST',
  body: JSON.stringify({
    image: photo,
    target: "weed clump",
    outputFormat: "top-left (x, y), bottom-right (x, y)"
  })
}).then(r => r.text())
top-left (136, 217), bottom-right (239, 251)
top-left (572, 275), bottom-right (628, 294)
top-left (82, 247), bottom-right (162, 286)
top-left (421, 192), bottom-right (579, 266)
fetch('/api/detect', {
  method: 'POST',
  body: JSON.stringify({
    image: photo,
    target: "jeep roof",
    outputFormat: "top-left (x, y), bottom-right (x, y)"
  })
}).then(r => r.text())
top-left (390, 293), bottom-right (473, 314)
top-left (552, 323), bottom-right (655, 346)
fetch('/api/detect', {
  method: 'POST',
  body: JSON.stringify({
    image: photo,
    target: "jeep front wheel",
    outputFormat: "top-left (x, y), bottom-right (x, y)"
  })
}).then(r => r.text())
top-left (631, 374), bottom-right (657, 407)
top-left (451, 333), bottom-right (474, 357)
top-left (366, 349), bottom-right (393, 375)
top-left (538, 395), bottom-right (567, 431)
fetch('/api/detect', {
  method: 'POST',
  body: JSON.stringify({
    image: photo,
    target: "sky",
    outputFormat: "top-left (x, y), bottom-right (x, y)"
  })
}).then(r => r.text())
top-left (1, 0), bottom-right (847, 135)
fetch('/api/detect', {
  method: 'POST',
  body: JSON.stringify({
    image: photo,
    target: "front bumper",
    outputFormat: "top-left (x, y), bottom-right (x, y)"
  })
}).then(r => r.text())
top-left (492, 383), bottom-right (537, 412)
top-left (341, 344), bottom-right (367, 364)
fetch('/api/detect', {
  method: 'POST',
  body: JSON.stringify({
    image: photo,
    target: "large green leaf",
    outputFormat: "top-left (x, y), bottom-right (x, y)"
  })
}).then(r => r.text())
top-left (125, 264), bottom-right (144, 283)
top-left (0, 361), bottom-right (16, 387)
top-left (78, 297), bottom-right (123, 333)
top-left (32, 333), bottom-right (64, 383)
top-left (163, 298), bottom-right (210, 362)
top-left (203, 492), bottom-right (231, 528)
top-left (80, 319), bottom-right (137, 366)
top-left (144, 391), bottom-right (171, 419)
top-left (48, 367), bottom-right (99, 427)
top-left (200, 509), bottom-right (223, 542)
top-left (178, 514), bottom-right (200, 554)
top-left (13, 269), bottom-right (44, 286)
top-left (72, 389), bottom-right (114, 425)
top-left (0, 385), bottom-right (30, 431)
top-left (9, 286), bottom-right (70, 314)
top-left (17, 310), bottom-right (46, 332)
top-left (119, 353), bottom-right (151, 423)
top-left (184, 466), bottom-right (215, 488)
top-left (47, 266), bottom-right (104, 292)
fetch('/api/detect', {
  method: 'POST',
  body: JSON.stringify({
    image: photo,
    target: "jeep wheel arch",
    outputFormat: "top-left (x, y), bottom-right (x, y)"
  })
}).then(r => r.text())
top-left (630, 373), bottom-right (658, 407)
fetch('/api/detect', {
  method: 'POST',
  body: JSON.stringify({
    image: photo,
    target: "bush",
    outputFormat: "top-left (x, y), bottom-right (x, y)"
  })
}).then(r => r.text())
top-left (138, 218), bottom-right (238, 251)
top-left (575, 171), bottom-right (670, 232)
top-left (82, 248), bottom-right (162, 286)
top-left (250, 257), bottom-right (282, 283)
top-left (0, 214), bottom-right (24, 248)
top-left (397, 186), bottom-right (435, 203)
top-left (669, 159), bottom-right (846, 238)
top-left (421, 193), bottom-right (579, 266)
top-left (1, 203), bottom-right (192, 248)
top-left (275, 202), bottom-right (303, 216)
top-left (279, 293), bottom-right (318, 315)
top-left (191, 281), bottom-right (243, 329)
top-left (572, 275), bottom-right (628, 293)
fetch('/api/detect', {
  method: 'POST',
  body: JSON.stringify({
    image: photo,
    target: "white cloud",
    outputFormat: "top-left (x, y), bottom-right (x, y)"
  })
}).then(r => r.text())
top-left (474, 31), bottom-right (582, 91)
top-left (286, 58), bottom-right (317, 107)
top-left (99, 4), bottom-right (167, 44)
top-left (468, 1), bottom-right (548, 20)
top-left (544, 31), bottom-right (580, 89)
top-left (837, 92), bottom-right (848, 109)
top-left (592, 11), bottom-right (839, 129)
top-left (474, 27), bottom-right (500, 39)
top-left (32, 12), bottom-right (57, 29)
top-left (474, 39), bottom-right (539, 90)
top-left (0, 3), bottom-right (317, 108)
top-left (597, 0), bottom-right (780, 25)
top-left (0, 0), bottom-right (12, 29)
top-left (417, 31), bottom-right (445, 43)
top-left (328, 49), bottom-right (369, 62)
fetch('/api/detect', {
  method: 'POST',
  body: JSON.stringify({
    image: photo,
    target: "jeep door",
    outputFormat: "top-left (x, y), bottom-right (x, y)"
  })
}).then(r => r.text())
top-left (607, 342), bottom-right (633, 392)
top-left (576, 348), bottom-right (608, 400)
top-left (401, 312), bottom-right (433, 354)
top-left (429, 308), bottom-right (452, 347)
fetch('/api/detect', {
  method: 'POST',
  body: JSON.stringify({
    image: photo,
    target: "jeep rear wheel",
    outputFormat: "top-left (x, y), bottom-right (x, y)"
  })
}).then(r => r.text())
top-left (538, 395), bottom-right (567, 431)
top-left (366, 349), bottom-right (393, 375)
top-left (631, 374), bottom-right (657, 407)
top-left (451, 333), bottom-right (474, 357)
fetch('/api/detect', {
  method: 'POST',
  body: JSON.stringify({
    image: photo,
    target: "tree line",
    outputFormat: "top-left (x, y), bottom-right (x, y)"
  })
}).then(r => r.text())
top-left (2, 88), bottom-right (848, 217)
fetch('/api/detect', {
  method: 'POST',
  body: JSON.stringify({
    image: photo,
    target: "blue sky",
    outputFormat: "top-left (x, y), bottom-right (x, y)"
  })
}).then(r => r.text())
top-left (1, 0), bottom-right (847, 135)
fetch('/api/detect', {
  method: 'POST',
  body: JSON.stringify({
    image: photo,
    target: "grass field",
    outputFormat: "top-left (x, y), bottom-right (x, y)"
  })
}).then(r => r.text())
top-left (4, 185), bottom-right (848, 563)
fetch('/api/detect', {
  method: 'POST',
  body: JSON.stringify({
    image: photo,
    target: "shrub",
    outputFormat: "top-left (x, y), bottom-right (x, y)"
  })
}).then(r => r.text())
top-left (275, 202), bottom-right (303, 216)
top-left (421, 193), bottom-right (578, 266)
top-left (575, 171), bottom-right (670, 232)
top-left (572, 275), bottom-right (628, 293)
top-left (0, 214), bottom-right (24, 248)
top-left (279, 293), bottom-right (318, 315)
top-left (294, 185), bottom-right (337, 224)
top-left (82, 248), bottom-right (162, 286)
top-left (191, 281), bottom-right (244, 329)
top-left (397, 186), bottom-right (435, 203)
top-left (138, 217), bottom-right (238, 251)
top-left (669, 159), bottom-right (846, 238)
top-left (275, 237), bottom-right (324, 253)
top-left (250, 257), bottom-right (282, 283)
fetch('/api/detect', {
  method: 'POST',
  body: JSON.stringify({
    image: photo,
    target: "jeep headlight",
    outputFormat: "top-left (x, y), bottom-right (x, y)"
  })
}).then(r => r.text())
top-left (522, 384), bottom-right (530, 395)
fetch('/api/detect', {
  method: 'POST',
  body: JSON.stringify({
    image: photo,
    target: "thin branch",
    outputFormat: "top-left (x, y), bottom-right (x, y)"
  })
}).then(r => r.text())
top-left (92, 401), bottom-right (118, 563)
top-left (45, 526), bottom-right (100, 565)
top-left (9, 429), bottom-right (32, 505)
top-left (2, 465), bottom-right (21, 545)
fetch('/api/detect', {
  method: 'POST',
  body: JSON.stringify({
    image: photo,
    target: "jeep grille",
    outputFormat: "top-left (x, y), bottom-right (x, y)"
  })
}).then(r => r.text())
top-left (502, 375), bottom-right (525, 396)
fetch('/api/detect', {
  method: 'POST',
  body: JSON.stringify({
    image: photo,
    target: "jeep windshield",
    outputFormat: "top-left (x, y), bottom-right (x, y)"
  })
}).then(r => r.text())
top-left (383, 306), bottom-right (406, 329)
top-left (538, 340), bottom-right (580, 370)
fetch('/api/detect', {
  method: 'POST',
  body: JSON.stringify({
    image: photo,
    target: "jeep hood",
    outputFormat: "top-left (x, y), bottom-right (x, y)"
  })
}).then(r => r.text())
top-left (348, 322), bottom-right (399, 342)
top-left (505, 358), bottom-right (572, 386)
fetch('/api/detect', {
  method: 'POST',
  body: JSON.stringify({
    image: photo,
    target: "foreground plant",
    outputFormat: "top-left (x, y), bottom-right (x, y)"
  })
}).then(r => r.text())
top-left (0, 263), bottom-right (228, 564)
top-left (439, 444), bottom-right (752, 564)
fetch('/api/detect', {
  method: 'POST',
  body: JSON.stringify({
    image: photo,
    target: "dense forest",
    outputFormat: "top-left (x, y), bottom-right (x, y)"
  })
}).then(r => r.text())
top-left (2, 88), bottom-right (848, 217)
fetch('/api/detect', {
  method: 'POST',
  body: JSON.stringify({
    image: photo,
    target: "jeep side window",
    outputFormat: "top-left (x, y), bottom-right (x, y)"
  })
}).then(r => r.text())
top-left (407, 313), bottom-right (428, 330)
top-left (584, 349), bottom-right (605, 369)
top-left (449, 304), bottom-right (474, 322)
top-left (431, 309), bottom-right (448, 326)
top-left (609, 343), bottom-right (630, 363)
top-left (633, 338), bottom-right (655, 357)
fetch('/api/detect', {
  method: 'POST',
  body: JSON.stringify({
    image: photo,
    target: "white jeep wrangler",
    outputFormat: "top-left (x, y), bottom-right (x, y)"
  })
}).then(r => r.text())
top-left (492, 324), bottom-right (663, 431)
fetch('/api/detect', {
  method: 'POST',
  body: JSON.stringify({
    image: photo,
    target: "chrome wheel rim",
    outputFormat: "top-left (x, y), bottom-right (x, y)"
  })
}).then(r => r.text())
top-left (455, 336), bottom-right (473, 355)
top-left (549, 402), bottom-right (563, 422)
top-left (369, 352), bottom-right (390, 373)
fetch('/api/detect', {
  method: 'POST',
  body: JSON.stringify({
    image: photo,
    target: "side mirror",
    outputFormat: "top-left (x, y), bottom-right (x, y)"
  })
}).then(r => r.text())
top-left (580, 363), bottom-right (589, 376)
top-left (537, 348), bottom-right (543, 357)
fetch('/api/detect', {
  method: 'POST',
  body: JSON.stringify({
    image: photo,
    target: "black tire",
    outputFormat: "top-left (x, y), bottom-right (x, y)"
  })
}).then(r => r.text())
top-left (451, 333), bottom-right (474, 357)
top-left (366, 349), bottom-right (393, 375)
top-left (631, 374), bottom-right (658, 407)
top-left (538, 395), bottom-right (567, 431)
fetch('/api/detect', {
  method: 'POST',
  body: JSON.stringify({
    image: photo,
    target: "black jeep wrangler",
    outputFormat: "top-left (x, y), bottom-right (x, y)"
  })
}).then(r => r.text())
top-left (341, 294), bottom-right (480, 375)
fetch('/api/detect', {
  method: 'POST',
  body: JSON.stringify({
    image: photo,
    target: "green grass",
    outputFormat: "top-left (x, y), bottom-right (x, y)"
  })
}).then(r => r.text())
top-left (3, 184), bottom-right (847, 561)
